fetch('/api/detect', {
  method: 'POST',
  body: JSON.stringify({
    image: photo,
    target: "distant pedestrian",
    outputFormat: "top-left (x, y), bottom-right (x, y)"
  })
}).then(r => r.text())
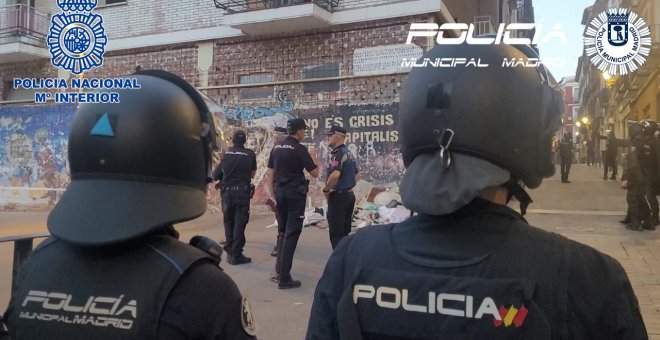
top-left (558, 132), bottom-right (573, 183)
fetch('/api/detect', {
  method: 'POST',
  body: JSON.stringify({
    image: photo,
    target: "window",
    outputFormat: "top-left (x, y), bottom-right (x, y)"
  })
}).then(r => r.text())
top-left (572, 87), bottom-right (579, 104)
top-left (239, 73), bottom-right (274, 100)
top-left (302, 63), bottom-right (340, 93)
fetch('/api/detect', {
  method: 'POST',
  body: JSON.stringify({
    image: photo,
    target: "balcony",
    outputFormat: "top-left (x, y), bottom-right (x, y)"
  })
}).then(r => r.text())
top-left (0, 4), bottom-right (50, 63)
top-left (215, 0), bottom-right (336, 35)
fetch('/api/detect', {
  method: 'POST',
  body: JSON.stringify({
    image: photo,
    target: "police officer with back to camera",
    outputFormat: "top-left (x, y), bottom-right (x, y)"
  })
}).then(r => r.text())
top-left (323, 125), bottom-right (359, 249)
top-left (639, 120), bottom-right (659, 227)
top-left (621, 121), bottom-right (653, 232)
top-left (269, 126), bottom-right (288, 257)
top-left (306, 43), bottom-right (647, 339)
top-left (2, 71), bottom-right (257, 340)
top-left (267, 118), bottom-right (319, 289)
top-left (600, 129), bottom-right (621, 180)
top-left (212, 130), bottom-right (257, 265)
top-left (558, 132), bottom-right (573, 183)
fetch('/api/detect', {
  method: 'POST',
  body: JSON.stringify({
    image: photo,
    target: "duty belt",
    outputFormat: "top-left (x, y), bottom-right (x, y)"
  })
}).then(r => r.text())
top-left (333, 188), bottom-right (354, 194)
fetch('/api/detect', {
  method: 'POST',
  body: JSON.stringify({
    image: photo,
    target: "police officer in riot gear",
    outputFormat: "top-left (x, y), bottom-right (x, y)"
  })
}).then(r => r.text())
top-left (213, 130), bottom-right (257, 265)
top-left (323, 125), bottom-right (359, 249)
top-left (267, 118), bottom-right (319, 289)
top-left (3, 71), bottom-right (257, 339)
top-left (639, 120), bottom-right (659, 227)
top-left (306, 44), bottom-right (647, 339)
top-left (621, 121), bottom-right (653, 231)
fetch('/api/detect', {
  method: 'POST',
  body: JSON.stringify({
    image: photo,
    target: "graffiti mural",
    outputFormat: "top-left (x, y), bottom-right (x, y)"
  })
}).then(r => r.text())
top-left (295, 103), bottom-right (404, 206)
top-left (1, 93), bottom-right (404, 211)
top-left (217, 92), bottom-right (403, 208)
top-left (0, 104), bottom-right (76, 209)
top-left (216, 91), bottom-right (296, 209)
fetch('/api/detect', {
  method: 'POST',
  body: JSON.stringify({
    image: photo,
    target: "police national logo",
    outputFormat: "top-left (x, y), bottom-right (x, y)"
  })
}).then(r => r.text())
top-left (48, 0), bottom-right (107, 75)
top-left (241, 296), bottom-right (257, 336)
top-left (584, 8), bottom-right (651, 76)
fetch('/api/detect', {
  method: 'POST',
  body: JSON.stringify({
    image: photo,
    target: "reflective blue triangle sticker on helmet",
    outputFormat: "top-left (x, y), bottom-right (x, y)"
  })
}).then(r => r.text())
top-left (91, 113), bottom-right (115, 137)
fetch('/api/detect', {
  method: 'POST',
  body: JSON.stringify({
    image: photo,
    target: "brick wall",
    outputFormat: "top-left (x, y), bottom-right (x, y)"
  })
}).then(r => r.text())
top-left (209, 16), bottom-right (430, 102)
top-left (335, 0), bottom-right (409, 11)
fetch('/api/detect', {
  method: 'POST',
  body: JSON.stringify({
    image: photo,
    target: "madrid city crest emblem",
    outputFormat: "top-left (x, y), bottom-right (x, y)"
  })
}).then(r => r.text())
top-left (48, 0), bottom-right (107, 75)
top-left (584, 8), bottom-right (651, 76)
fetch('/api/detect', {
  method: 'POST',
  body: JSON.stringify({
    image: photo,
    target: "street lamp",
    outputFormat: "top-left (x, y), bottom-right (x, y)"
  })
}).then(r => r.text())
top-left (581, 116), bottom-right (589, 124)
top-left (576, 121), bottom-right (581, 127)
top-left (602, 72), bottom-right (611, 81)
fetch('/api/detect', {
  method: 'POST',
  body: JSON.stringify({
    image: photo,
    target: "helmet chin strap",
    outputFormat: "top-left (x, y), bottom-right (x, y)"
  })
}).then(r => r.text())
top-left (504, 177), bottom-right (533, 216)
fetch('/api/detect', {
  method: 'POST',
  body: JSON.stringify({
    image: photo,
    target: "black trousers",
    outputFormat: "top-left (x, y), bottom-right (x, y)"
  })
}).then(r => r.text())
top-left (627, 181), bottom-right (650, 226)
top-left (327, 191), bottom-right (356, 249)
top-left (221, 189), bottom-right (251, 256)
top-left (275, 189), bottom-right (307, 282)
top-left (604, 153), bottom-right (617, 178)
top-left (560, 157), bottom-right (571, 182)
top-left (643, 175), bottom-right (659, 218)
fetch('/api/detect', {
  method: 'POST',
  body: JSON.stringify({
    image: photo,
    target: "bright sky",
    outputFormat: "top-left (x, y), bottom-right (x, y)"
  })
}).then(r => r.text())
top-left (534, 0), bottom-right (597, 81)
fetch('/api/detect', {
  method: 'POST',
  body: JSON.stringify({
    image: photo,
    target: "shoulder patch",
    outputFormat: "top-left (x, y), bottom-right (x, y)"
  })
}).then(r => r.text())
top-left (241, 296), bottom-right (257, 336)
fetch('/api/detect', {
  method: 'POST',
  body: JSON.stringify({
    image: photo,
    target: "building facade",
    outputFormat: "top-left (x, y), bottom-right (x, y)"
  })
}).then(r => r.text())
top-left (577, 0), bottom-right (660, 154)
top-left (0, 0), bottom-right (535, 210)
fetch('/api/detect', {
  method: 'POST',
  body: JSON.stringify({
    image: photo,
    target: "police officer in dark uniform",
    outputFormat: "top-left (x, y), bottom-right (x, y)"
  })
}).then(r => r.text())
top-left (213, 130), bottom-right (257, 265)
top-left (306, 44), bottom-right (646, 339)
top-left (639, 120), bottom-right (659, 227)
top-left (621, 121), bottom-right (652, 232)
top-left (267, 118), bottom-right (319, 289)
top-left (270, 126), bottom-right (288, 257)
top-left (2, 71), bottom-right (257, 340)
top-left (558, 132), bottom-right (573, 183)
top-left (600, 130), bottom-right (620, 180)
top-left (323, 125), bottom-right (359, 249)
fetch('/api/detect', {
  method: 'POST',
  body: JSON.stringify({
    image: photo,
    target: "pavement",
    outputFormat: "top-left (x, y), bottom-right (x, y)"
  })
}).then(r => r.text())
top-left (0, 163), bottom-right (659, 339)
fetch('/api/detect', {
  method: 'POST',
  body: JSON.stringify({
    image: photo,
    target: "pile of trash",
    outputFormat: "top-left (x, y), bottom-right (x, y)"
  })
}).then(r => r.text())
top-left (352, 183), bottom-right (411, 228)
top-left (265, 181), bottom-right (412, 230)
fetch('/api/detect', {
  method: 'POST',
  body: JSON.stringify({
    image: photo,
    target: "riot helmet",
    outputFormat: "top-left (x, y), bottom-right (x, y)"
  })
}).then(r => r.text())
top-left (48, 71), bottom-right (220, 246)
top-left (399, 43), bottom-right (564, 189)
top-left (641, 119), bottom-right (658, 136)
top-left (628, 120), bottom-right (644, 139)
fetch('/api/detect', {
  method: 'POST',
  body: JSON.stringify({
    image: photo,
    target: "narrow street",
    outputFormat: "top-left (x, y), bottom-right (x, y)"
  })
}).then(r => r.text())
top-left (1, 163), bottom-right (659, 339)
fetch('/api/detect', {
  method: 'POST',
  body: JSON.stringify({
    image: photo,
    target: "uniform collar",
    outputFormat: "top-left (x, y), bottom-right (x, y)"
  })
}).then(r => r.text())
top-left (331, 144), bottom-right (345, 154)
top-left (285, 136), bottom-right (300, 144)
top-left (390, 199), bottom-right (526, 268)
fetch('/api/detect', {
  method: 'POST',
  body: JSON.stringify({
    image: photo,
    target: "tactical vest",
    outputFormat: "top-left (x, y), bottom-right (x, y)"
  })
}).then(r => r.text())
top-left (7, 234), bottom-right (213, 340)
top-left (638, 138), bottom-right (657, 171)
top-left (334, 215), bottom-right (572, 340)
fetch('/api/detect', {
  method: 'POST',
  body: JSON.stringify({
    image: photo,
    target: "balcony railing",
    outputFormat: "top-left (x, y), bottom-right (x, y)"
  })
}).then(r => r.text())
top-left (0, 4), bottom-right (50, 45)
top-left (214, 0), bottom-right (339, 14)
top-left (474, 16), bottom-right (495, 36)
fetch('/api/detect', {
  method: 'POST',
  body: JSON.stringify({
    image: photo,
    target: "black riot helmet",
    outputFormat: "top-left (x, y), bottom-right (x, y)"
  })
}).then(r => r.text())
top-left (628, 120), bottom-right (644, 139)
top-left (48, 71), bottom-right (221, 246)
top-left (399, 43), bottom-right (564, 189)
top-left (641, 119), bottom-right (658, 136)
